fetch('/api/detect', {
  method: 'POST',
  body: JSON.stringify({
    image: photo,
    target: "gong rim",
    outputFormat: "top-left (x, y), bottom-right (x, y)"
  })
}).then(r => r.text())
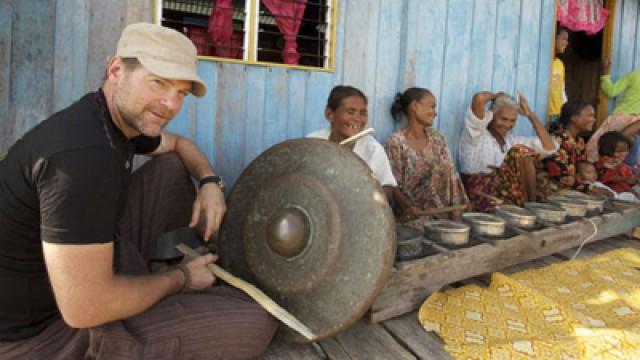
top-left (219, 138), bottom-right (396, 342)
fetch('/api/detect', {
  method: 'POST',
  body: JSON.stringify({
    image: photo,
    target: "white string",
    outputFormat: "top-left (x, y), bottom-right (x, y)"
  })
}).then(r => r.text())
top-left (571, 218), bottom-right (599, 260)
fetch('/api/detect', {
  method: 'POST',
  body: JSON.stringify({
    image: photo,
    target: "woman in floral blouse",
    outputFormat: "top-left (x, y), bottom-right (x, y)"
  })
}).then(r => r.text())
top-left (545, 100), bottom-right (610, 195)
top-left (384, 87), bottom-right (469, 230)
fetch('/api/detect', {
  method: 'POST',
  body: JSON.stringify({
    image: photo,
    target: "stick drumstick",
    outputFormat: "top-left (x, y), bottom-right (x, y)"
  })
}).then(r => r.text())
top-left (414, 204), bottom-right (468, 217)
top-left (175, 244), bottom-right (316, 341)
top-left (339, 128), bottom-right (375, 146)
top-left (473, 191), bottom-right (504, 205)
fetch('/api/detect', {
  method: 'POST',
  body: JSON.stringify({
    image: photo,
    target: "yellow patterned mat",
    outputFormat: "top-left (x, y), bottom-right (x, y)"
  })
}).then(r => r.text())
top-left (418, 248), bottom-right (640, 359)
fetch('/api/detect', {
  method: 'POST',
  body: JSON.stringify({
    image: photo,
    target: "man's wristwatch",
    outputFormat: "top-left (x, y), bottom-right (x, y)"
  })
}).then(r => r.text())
top-left (199, 175), bottom-right (224, 191)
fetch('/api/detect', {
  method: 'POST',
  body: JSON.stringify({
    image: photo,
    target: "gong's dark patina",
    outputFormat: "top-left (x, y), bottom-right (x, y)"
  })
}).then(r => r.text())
top-left (220, 139), bottom-right (396, 342)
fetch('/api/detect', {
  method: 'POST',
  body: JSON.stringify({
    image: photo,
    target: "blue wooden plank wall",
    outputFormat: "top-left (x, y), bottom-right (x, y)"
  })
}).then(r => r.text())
top-left (1, 0), bottom-right (565, 188)
top-left (608, 0), bottom-right (640, 113)
top-left (164, 0), bottom-right (558, 186)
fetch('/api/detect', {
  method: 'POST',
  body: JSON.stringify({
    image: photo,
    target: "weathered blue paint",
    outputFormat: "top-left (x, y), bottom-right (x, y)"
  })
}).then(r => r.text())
top-left (535, 0), bottom-right (556, 126)
top-left (194, 61), bottom-right (218, 162)
top-left (408, 0), bottom-right (447, 117)
top-left (86, 0), bottom-right (127, 91)
top-left (0, 0), bottom-right (12, 151)
top-left (513, 0), bottom-right (542, 135)
top-left (616, 0), bottom-right (638, 74)
top-left (439, 1), bottom-right (473, 146)
top-left (244, 66), bottom-right (267, 164)
top-left (286, 71), bottom-right (306, 139)
top-left (303, 70), bottom-right (331, 135)
top-left (263, 67), bottom-right (289, 150)
top-left (54, 0), bottom-right (89, 111)
top-left (215, 63), bottom-right (247, 187)
top-left (7, 0), bottom-right (637, 190)
top-left (608, 0), bottom-right (640, 113)
top-left (12, 0), bottom-right (56, 141)
top-left (467, 0), bottom-right (498, 102)
top-left (371, 0), bottom-right (403, 138)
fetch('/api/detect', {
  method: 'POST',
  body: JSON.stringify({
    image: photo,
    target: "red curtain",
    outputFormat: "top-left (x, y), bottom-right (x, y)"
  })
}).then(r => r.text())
top-left (262, 0), bottom-right (307, 65)
top-left (208, 0), bottom-right (241, 58)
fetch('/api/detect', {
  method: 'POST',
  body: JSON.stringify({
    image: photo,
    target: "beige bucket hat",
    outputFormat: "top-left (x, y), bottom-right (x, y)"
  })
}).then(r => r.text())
top-left (116, 23), bottom-right (207, 97)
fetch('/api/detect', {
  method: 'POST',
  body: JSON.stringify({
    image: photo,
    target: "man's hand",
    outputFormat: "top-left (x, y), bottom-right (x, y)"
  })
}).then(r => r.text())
top-left (189, 184), bottom-right (226, 241)
top-left (153, 133), bottom-right (226, 240)
top-left (180, 252), bottom-right (218, 290)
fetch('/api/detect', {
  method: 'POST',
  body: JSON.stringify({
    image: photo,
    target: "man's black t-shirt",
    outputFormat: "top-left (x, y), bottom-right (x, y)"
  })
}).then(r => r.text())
top-left (0, 90), bottom-right (160, 341)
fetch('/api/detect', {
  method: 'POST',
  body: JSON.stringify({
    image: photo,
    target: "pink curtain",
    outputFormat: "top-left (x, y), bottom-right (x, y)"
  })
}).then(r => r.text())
top-left (208, 0), bottom-right (240, 58)
top-left (262, 0), bottom-right (307, 64)
top-left (557, 0), bottom-right (609, 35)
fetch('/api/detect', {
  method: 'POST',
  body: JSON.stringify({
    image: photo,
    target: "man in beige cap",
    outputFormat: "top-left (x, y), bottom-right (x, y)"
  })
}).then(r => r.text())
top-left (0, 23), bottom-right (276, 359)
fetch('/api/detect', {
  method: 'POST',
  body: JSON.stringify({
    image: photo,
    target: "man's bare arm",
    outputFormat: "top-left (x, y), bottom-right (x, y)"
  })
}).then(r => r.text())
top-left (43, 242), bottom-right (215, 328)
top-left (152, 132), bottom-right (226, 240)
top-left (152, 132), bottom-right (216, 180)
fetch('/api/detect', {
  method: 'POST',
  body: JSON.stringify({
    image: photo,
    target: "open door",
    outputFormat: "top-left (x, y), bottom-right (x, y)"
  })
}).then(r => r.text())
top-left (550, 0), bottom-right (616, 128)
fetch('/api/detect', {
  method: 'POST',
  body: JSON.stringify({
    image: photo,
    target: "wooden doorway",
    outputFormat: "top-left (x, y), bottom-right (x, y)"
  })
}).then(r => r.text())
top-left (555, 0), bottom-right (616, 126)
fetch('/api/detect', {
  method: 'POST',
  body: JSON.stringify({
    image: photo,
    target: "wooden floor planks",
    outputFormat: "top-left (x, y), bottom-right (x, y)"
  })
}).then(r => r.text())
top-left (255, 235), bottom-right (640, 359)
top-left (383, 313), bottom-right (453, 360)
top-left (318, 338), bottom-right (351, 360)
top-left (333, 320), bottom-right (416, 360)
top-left (256, 341), bottom-right (322, 360)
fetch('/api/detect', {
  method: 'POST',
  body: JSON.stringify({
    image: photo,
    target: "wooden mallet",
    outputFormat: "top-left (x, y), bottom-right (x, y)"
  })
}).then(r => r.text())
top-left (414, 204), bottom-right (468, 217)
top-left (473, 191), bottom-right (504, 205)
top-left (175, 243), bottom-right (316, 341)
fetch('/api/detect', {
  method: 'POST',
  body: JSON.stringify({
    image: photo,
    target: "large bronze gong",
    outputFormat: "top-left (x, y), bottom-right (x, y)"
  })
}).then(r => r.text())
top-left (220, 139), bottom-right (396, 342)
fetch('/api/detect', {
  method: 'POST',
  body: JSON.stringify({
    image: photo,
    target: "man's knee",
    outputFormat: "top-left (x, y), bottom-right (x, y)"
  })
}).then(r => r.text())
top-left (148, 289), bottom-right (279, 358)
top-left (151, 153), bottom-right (188, 175)
top-left (242, 307), bottom-right (278, 358)
top-left (219, 294), bottom-right (278, 357)
top-left (138, 153), bottom-right (193, 195)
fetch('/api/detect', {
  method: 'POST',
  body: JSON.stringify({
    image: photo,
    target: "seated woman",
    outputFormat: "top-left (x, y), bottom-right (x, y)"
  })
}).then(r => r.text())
top-left (545, 101), bottom-right (610, 196)
top-left (458, 91), bottom-right (557, 212)
top-left (384, 87), bottom-right (469, 230)
top-left (307, 85), bottom-right (397, 198)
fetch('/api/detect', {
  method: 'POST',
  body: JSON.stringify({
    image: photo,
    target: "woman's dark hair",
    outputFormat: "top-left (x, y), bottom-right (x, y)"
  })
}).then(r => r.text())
top-left (598, 131), bottom-right (632, 156)
top-left (326, 85), bottom-right (367, 111)
top-left (550, 100), bottom-right (592, 132)
top-left (390, 87), bottom-right (433, 122)
top-left (556, 26), bottom-right (570, 37)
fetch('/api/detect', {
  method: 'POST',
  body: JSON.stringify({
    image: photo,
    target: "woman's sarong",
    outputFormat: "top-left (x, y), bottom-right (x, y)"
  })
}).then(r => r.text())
top-left (462, 145), bottom-right (540, 212)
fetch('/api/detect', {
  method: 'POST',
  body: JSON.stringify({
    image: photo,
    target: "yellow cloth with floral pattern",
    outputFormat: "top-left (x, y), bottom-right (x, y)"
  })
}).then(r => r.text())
top-left (419, 248), bottom-right (640, 359)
